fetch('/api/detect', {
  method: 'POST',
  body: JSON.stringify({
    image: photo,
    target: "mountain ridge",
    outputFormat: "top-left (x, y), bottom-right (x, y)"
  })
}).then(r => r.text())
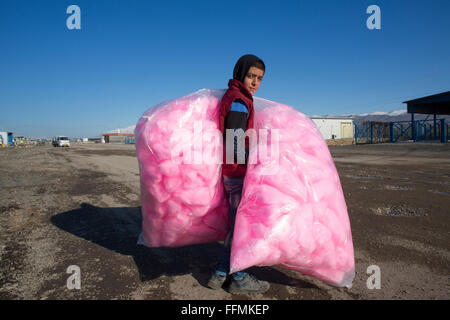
top-left (311, 109), bottom-right (450, 123)
top-left (109, 109), bottom-right (449, 134)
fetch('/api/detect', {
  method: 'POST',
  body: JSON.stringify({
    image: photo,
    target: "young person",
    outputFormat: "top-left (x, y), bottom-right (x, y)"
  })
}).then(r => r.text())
top-left (207, 54), bottom-right (270, 294)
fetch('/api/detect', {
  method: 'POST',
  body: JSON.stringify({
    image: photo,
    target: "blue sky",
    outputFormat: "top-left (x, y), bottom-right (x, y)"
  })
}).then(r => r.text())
top-left (1, 0), bottom-right (449, 138)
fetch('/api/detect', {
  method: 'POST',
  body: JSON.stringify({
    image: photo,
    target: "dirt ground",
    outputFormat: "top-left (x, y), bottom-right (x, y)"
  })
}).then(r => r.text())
top-left (0, 142), bottom-right (449, 300)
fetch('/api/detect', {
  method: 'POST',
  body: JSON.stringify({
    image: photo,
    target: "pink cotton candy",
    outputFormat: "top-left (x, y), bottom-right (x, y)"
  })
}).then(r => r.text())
top-left (135, 89), bottom-right (355, 288)
top-left (135, 89), bottom-right (230, 247)
top-left (229, 98), bottom-right (355, 288)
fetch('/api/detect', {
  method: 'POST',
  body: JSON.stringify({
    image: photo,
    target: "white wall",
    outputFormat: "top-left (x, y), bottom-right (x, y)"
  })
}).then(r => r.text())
top-left (310, 118), bottom-right (354, 140)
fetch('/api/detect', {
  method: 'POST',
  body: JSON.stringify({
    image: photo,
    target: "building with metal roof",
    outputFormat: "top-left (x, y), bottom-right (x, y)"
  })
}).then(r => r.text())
top-left (403, 91), bottom-right (450, 141)
top-left (102, 132), bottom-right (135, 144)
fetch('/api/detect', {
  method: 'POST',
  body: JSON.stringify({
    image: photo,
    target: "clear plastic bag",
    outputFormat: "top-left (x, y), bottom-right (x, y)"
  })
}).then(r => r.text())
top-left (135, 89), bottom-right (230, 247)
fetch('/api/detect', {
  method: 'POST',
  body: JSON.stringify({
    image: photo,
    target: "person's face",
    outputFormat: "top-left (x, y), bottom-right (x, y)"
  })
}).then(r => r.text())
top-left (243, 66), bottom-right (264, 95)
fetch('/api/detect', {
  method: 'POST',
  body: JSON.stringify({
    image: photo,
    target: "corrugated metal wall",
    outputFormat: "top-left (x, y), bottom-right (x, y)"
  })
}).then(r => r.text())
top-left (108, 135), bottom-right (127, 143)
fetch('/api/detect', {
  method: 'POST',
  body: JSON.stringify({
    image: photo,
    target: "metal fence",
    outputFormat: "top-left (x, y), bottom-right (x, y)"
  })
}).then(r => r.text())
top-left (355, 119), bottom-right (448, 144)
top-left (354, 121), bottom-right (390, 144)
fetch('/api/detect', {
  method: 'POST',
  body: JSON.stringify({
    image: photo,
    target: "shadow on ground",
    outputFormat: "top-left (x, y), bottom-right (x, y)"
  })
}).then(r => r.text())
top-left (51, 203), bottom-right (316, 290)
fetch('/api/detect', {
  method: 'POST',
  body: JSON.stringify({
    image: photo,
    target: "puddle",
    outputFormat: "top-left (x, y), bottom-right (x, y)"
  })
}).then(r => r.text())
top-left (427, 189), bottom-right (450, 195)
top-left (363, 185), bottom-right (414, 191)
top-left (383, 185), bottom-right (413, 191)
top-left (371, 206), bottom-right (427, 217)
top-left (346, 175), bottom-right (379, 180)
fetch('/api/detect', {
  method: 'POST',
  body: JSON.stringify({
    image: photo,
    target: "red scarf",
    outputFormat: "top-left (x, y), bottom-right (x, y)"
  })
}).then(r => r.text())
top-left (218, 79), bottom-right (255, 177)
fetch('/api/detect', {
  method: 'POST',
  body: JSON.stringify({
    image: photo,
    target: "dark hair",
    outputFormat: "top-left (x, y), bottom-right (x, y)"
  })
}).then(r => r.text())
top-left (251, 59), bottom-right (265, 73)
top-left (233, 54), bottom-right (265, 84)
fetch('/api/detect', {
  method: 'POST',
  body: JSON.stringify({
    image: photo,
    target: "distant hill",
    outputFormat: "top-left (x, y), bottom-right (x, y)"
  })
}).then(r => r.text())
top-left (312, 109), bottom-right (450, 124)
top-left (110, 109), bottom-right (450, 134)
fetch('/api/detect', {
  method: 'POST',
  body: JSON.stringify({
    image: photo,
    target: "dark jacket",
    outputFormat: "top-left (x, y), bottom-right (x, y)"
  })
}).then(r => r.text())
top-left (218, 79), bottom-right (255, 177)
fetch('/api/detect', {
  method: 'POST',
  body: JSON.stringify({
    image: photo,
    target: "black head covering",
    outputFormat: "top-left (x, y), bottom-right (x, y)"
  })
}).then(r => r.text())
top-left (233, 54), bottom-right (265, 84)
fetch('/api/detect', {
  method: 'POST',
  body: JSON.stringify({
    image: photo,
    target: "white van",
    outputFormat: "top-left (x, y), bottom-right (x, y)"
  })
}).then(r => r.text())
top-left (52, 136), bottom-right (70, 147)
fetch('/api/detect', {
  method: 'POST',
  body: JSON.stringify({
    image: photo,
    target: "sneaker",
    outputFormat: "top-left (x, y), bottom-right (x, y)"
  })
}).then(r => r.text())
top-left (207, 271), bottom-right (227, 290)
top-left (228, 273), bottom-right (270, 294)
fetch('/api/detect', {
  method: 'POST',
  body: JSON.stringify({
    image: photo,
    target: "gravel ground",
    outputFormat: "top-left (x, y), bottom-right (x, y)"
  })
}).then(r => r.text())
top-left (0, 142), bottom-right (449, 300)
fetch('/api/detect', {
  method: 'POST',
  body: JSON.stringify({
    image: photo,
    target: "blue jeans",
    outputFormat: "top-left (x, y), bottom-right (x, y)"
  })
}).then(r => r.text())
top-left (214, 176), bottom-right (248, 280)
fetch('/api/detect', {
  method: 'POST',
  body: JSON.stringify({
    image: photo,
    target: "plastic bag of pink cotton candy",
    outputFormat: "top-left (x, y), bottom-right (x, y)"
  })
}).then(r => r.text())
top-left (135, 89), bottom-right (230, 248)
top-left (229, 97), bottom-right (355, 288)
top-left (135, 89), bottom-right (355, 288)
